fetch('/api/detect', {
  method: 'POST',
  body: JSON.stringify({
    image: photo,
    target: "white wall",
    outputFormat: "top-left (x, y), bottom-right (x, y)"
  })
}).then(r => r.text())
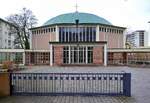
top-left (148, 26), bottom-right (150, 47)
top-left (144, 31), bottom-right (149, 47)
top-left (134, 32), bottom-right (139, 47)
top-left (0, 20), bottom-right (15, 49)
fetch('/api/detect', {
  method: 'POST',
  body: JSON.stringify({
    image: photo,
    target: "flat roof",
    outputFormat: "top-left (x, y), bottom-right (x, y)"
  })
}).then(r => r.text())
top-left (0, 49), bottom-right (24, 52)
top-left (30, 24), bottom-right (126, 30)
top-left (25, 49), bottom-right (50, 52)
top-left (0, 18), bottom-right (16, 28)
top-left (108, 48), bottom-right (150, 53)
top-left (49, 41), bottom-right (107, 45)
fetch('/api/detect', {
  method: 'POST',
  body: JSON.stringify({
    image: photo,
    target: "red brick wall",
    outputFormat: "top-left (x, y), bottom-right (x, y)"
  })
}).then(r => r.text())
top-left (53, 45), bottom-right (104, 66)
top-left (53, 45), bottom-right (63, 66)
top-left (93, 46), bottom-right (103, 65)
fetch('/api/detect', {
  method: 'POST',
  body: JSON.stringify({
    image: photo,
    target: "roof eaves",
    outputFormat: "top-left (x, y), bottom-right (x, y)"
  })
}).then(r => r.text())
top-left (0, 18), bottom-right (16, 27)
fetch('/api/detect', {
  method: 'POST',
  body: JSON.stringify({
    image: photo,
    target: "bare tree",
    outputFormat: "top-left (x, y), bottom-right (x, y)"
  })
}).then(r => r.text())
top-left (6, 8), bottom-right (37, 49)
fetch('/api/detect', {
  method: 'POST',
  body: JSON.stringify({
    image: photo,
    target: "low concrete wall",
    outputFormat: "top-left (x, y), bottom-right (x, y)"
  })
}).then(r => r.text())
top-left (0, 72), bottom-right (10, 96)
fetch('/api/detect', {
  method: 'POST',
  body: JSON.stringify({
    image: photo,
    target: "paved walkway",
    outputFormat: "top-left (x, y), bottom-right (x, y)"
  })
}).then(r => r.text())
top-left (1, 66), bottom-right (150, 103)
top-left (0, 96), bottom-right (135, 103)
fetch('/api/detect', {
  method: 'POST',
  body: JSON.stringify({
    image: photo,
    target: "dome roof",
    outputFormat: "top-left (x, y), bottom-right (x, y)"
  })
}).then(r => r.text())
top-left (43, 12), bottom-right (112, 26)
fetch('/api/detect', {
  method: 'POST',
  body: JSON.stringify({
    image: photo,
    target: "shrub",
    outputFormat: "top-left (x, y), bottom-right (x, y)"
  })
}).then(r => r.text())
top-left (2, 61), bottom-right (13, 70)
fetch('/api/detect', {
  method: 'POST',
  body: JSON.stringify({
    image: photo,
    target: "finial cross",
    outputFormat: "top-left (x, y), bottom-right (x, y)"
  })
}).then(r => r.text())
top-left (75, 0), bottom-right (79, 12)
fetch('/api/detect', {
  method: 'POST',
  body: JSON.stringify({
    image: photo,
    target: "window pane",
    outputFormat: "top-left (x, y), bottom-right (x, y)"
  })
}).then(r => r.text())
top-left (83, 27), bottom-right (86, 42)
top-left (90, 27), bottom-right (93, 41)
top-left (62, 27), bottom-right (65, 42)
top-left (86, 27), bottom-right (89, 41)
top-left (59, 27), bottom-right (62, 42)
top-left (59, 27), bottom-right (96, 42)
top-left (66, 28), bottom-right (68, 42)
top-left (63, 46), bottom-right (69, 64)
top-left (88, 47), bottom-right (93, 63)
top-left (93, 27), bottom-right (96, 41)
top-left (69, 28), bottom-right (72, 42)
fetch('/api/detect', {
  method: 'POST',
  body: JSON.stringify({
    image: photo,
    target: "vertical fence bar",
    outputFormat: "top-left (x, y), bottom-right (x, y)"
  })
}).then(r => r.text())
top-left (9, 73), bottom-right (12, 95)
top-left (123, 73), bottom-right (131, 96)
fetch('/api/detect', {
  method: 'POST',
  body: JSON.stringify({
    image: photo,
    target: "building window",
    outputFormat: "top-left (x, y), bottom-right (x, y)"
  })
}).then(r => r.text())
top-left (104, 28), bottom-right (106, 32)
top-left (139, 33), bottom-right (144, 46)
top-left (53, 28), bottom-right (56, 32)
top-left (38, 30), bottom-right (40, 34)
top-left (87, 47), bottom-right (93, 63)
top-left (59, 27), bottom-right (96, 42)
top-left (101, 28), bottom-right (104, 32)
top-left (99, 27), bottom-right (102, 31)
top-left (63, 46), bottom-right (93, 64)
top-left (8, 40), bottom-right (11, 46)
top-left (51, 28), bottom-right (53, 32)
top-left (107, 28), bottom-right (109, 32)
top-left (63, 46), bottom-right (69, 64)
top-left (41, 29), bottom-right (43, 34)
top-left (43, 29), bottom-right (45, 33)
top-left (8, 33), bottom-right (11, 39)
top-left (36, 30), bottom-right (38, 34)
top-left (110, 29), bottom-right (112, 33)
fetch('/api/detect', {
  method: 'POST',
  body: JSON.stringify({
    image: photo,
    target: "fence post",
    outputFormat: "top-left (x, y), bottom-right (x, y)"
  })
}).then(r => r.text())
top-left (0, 72), bottom-right (11, 96)
top-left (9, 73), bottom-right (12, 95)
top-left (123, 73), bottom-right (131, 96)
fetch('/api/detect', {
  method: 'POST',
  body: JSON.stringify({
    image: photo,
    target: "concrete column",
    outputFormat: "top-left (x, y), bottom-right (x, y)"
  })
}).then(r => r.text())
top-left (118, 34), bottom-right (120, 48)
top-left (69, 45), bottom-right (71, 64)
top-left (96, 25), bottom-right (100, 41)
top-left (50, 44), bottom-right (53, 66)
top-left (56, 26), bottom-right (59, 42)
top-left (30, 31), bottom-right (32, 49)
top-left (23, 51), bottom-right (25, 65)
top-left (86, 46), bottom-right (88, 64)
top-left (123, 29), bottom-right (127, 48)
top-left (104, 44), bottom-right (107, 66)
top-left (126, 52), bottom-right (129, 65)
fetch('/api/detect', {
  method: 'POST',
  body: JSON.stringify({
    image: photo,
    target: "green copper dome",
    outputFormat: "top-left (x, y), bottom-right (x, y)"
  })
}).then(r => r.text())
top-left (43, 12), bottom-right (112, 26)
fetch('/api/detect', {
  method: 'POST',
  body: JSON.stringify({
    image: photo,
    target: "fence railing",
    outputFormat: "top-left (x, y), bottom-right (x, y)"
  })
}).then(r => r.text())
top-left (10, 73), bottom-right (131, 96)
top-left (108, 59), bottom-right (150, 66)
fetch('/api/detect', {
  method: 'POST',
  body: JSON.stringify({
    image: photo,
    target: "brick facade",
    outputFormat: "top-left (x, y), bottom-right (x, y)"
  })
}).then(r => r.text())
top-left (93, 46), bottom-right (103, 65)
top-left (52, 45), bottom-right (104, 66)
top-left (53, 45), bottom-right (63, 66)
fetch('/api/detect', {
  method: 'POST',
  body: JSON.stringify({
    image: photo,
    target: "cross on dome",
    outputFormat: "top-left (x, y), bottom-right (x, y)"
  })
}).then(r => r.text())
top-left (75, 0), bottom-right (79, 12)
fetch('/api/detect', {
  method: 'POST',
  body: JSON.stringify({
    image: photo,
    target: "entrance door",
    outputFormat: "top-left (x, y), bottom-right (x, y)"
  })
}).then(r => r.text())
top-left (70, 46), bottom-right (86, 64)
top-left (63, 46), bottom-right (93, 64)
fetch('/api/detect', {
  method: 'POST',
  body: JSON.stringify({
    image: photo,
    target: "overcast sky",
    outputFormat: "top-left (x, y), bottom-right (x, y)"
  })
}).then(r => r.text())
top-left (0, 0), bottom-right (150, 31)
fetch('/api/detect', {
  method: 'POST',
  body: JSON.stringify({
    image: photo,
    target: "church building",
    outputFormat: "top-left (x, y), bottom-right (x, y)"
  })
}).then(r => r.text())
top-left (30, 12), bottom-right (126, 66)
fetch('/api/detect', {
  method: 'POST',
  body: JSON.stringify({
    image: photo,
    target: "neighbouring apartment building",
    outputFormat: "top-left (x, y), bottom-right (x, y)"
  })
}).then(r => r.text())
top-left (30, 12), bottom-right (126, 66)
top-left (126, 30), bottom-right (149, 48)
top-left (0, 18), bottom-right (16, 49)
